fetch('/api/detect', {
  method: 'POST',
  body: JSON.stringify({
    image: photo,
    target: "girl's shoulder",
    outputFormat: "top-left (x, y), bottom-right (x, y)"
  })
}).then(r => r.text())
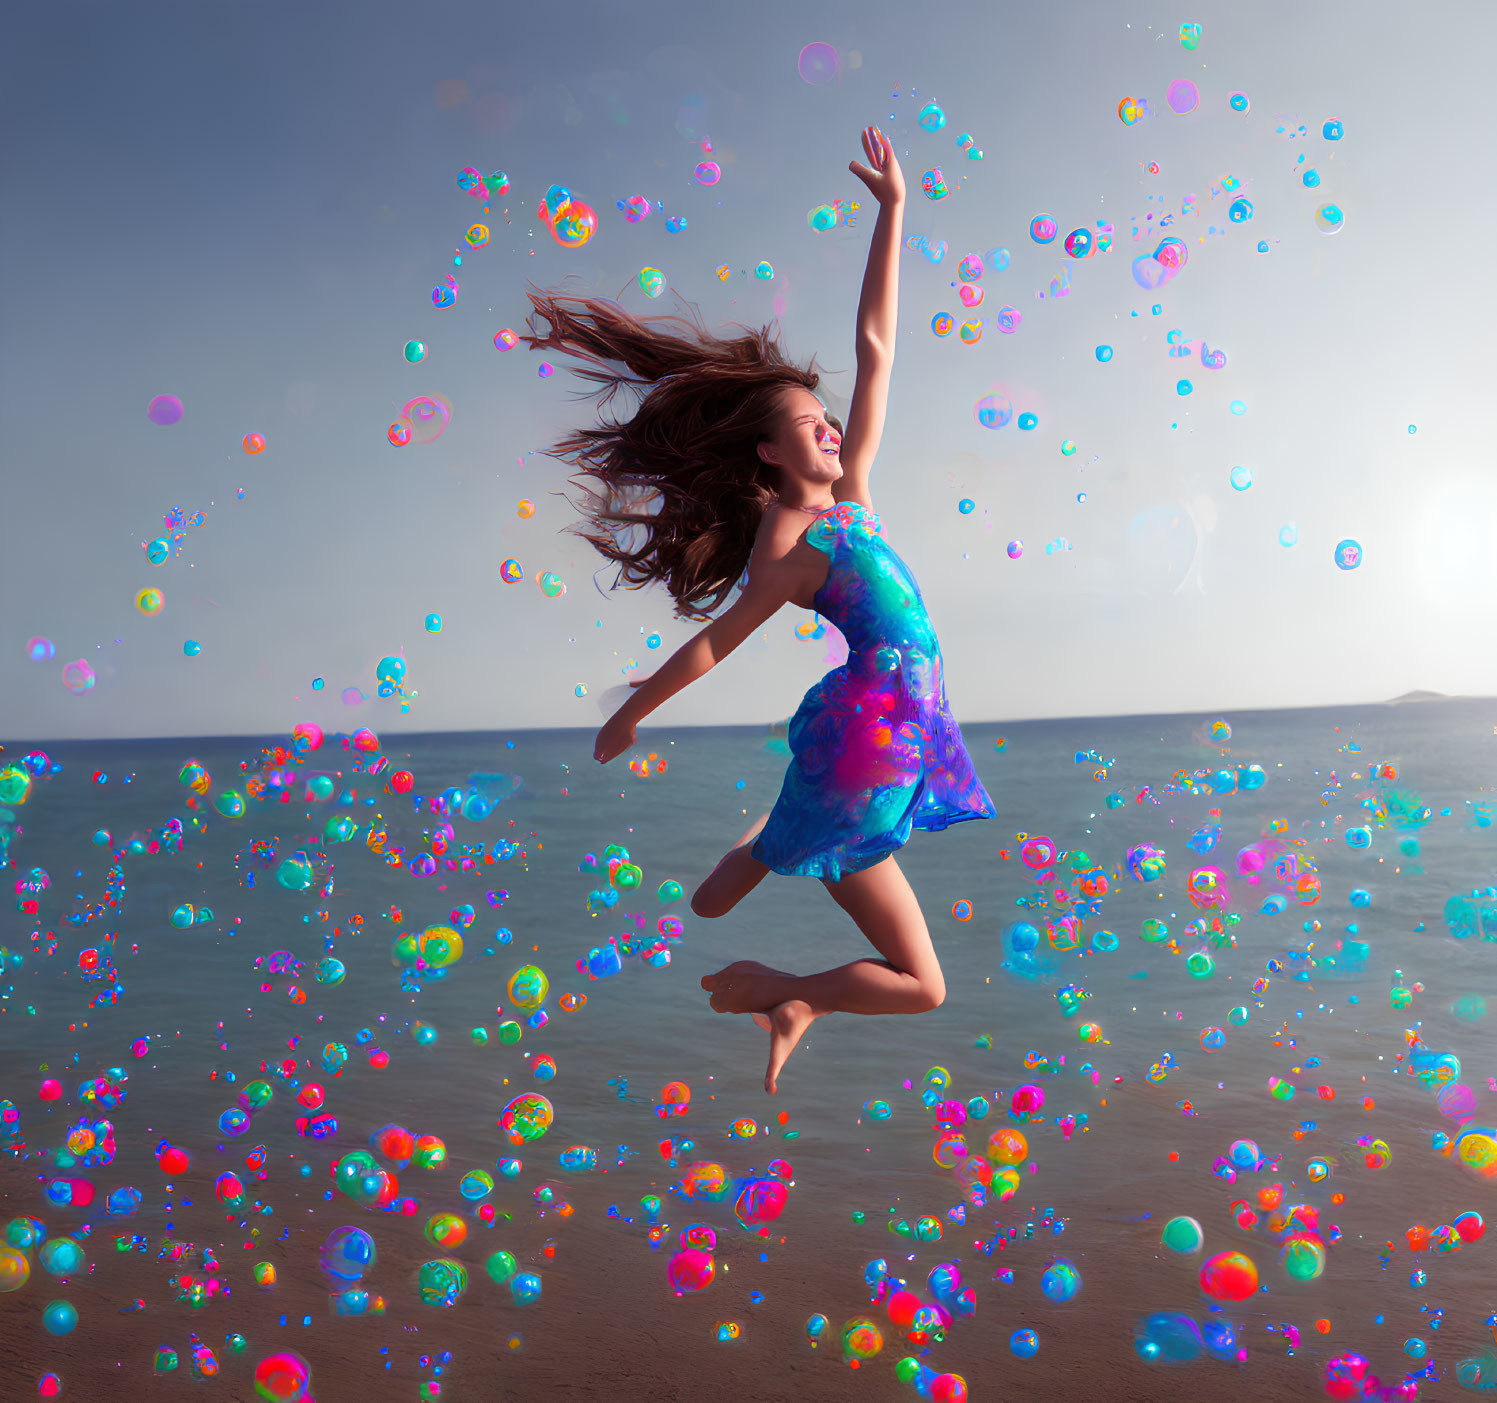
top-left (804, 500), bottom-right (883, 554)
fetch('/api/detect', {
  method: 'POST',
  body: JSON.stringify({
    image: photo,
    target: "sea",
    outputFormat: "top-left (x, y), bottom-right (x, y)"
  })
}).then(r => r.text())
top-left (2, 696), bottom-right (1496, 1402)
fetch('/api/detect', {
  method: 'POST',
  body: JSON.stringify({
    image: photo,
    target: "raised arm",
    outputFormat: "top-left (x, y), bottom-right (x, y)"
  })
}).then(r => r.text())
top-left (835, 126), bottom-right (906, 511)
top-left (593, 543), bottom-right (803, 763)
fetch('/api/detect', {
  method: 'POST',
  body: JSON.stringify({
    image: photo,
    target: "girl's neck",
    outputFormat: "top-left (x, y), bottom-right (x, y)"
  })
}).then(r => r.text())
top-left (778, 497), bottom-right (835, 515)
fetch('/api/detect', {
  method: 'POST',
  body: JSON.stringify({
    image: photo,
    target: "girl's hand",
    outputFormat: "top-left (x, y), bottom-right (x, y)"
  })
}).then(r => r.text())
top-left (594, 710), bottom-right (637, 764)
top-left (849, 126), bottom-right (905, 208)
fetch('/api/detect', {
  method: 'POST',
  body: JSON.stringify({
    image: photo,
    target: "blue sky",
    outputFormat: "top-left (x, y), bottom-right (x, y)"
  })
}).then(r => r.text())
top-left (4, 0), bottom-right (1496, 739)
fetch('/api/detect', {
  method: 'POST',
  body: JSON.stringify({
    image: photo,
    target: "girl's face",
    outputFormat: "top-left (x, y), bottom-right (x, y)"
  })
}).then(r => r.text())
top-left (759, 386), bottom-right (842, 493)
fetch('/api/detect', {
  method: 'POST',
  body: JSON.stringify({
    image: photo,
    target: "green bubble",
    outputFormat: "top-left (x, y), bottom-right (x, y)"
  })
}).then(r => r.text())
top-left (1161, 1216), bottom-right (1203, 1253)
top-left (485, 1250), bottom-right (518, 1285)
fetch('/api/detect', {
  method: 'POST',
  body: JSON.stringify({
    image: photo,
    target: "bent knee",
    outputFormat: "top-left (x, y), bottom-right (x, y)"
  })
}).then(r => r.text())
top-left (690, 890), bottom-right (721, 920)
top-left (916, 977), bottom-right (946, 1013)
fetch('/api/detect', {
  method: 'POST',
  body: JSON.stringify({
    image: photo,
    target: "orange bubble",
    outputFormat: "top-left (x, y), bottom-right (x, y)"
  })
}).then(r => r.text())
top-left (1315, 1319), bottom-right (1331, 1335)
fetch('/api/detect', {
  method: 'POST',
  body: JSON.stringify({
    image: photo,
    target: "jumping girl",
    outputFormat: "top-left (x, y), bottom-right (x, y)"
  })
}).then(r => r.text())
top-left (524, 127), bottom-right (994, 1093)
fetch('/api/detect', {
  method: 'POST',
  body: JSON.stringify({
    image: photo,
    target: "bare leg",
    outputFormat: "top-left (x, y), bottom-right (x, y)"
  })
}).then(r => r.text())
top-left (690, 812), bottom-right (772, 920)
top-left (705, 856), bottom-right (946, 1093)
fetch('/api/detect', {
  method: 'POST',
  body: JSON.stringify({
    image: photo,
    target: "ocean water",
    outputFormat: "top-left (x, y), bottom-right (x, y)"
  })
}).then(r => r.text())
top-left (2, 697), bottom-right (1496, 1401)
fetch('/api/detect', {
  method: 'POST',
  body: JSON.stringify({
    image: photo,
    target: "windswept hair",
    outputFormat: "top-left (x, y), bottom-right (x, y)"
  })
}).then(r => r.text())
top-left (523, 289), bottom-right (824, 621)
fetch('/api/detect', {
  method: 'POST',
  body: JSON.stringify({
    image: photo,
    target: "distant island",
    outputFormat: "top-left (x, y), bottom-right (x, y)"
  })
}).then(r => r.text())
top-left (1387, 690), bottom-right (1450, 704)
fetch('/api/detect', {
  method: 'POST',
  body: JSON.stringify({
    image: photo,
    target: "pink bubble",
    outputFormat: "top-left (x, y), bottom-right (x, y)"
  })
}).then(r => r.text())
top-left (292, 723), bottom-right (324, 752)
top-left (1166, 79), bottom-right (1200, 115)
top-left (39, 1079), bottom-right (62, 1100)
top-left (797, 42), bottom-right (840, 85)
top-left (1011, 1084), bottom-right (1045, 1115)
top-left (667, 1247), bottom-right (715, 1294)
top-left (146, 394), bottom-right (184, 426)
top-left (61, 660), bottom-right (95, 694)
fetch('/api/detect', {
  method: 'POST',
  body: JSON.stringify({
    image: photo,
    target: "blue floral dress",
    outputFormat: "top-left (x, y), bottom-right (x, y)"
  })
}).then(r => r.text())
top-left (752, 501), bottom-right (995, 881)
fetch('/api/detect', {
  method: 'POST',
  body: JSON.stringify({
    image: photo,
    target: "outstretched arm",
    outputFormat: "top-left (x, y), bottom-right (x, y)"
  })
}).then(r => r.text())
top-left (593, 551), bottom-right (798, 763)
top-left (835, 126), bottom-right (906, 512)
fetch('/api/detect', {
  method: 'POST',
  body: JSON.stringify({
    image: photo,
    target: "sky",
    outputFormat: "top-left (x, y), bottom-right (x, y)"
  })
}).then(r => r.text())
top-left (4, 0), bottom-right (1497, 742)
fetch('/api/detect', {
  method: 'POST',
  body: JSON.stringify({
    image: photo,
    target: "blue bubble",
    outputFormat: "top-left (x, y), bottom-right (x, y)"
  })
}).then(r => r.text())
top-left (1011, 1329), bottom-right (1040, 1358)
top-left (1323, 119), bottom-right (1344, 141)
top-left (1230, 465), bottom-right (1252, 491)
top-left (1095, 345), bottom-right (1113, 362)
top-left (1333, 538), bottom-right (1363, 570)
top-left (1303, 170), bottom-right (1321, 188)
top-left (1177, 380), bottom-right (1193, 396)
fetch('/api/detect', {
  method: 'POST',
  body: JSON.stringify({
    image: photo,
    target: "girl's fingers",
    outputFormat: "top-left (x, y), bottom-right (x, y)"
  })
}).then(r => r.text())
top-left (849, 159), bottom-right (874, 184)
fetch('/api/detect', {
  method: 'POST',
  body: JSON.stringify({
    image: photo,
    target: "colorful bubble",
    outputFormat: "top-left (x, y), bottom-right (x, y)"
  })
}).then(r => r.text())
top-left (797, 42), bottom-right (840, 85)
top-left (146, 395), bottom-right (184, 426)
top-left (917, 102), bottom-right (946, 132)
top-left (1162, 1216), bottom-right (1204, 1253)
top-left (62, 660), bottom-right (96, 693)
top-left (1166, 79), bottom-right (1200, 114)
top-left (974, 393), bottom-right (1012, 429)
top-left (1333, 539), bottom-right (1362, 570)
top-left (1315, 204), bottom-right (1345, 234)
top-left (1199, 1250), bottom-right (1258, 1301)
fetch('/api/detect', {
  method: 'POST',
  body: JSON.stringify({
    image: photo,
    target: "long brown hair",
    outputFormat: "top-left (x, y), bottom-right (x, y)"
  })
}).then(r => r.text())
top-left (523, 289), bottom-right (823, 621)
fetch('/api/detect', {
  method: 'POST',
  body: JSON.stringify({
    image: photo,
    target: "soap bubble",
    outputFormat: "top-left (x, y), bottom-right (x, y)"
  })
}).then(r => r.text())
top-left (1230, 465), bottom-right (1252, 491)
top-left (917, 102), bottom-right (946, 132)
top-left (1199, 1250), bottom-right (1258, 1301)
top-left (62, 660), bottom-right (96, 693)
top-left (974, 393), bottom-right (1012, 429)
top-left (401, 394), bottom-right (452, 445)
top-left (147, 395), bottom-right (184, 426)
top-left (1166, 79), bottom-right (1200, 114)
top-left (667, 1247), bottom-right (715, 1294)
top-left (1040, 1259), bottom-right (1081, 1302)
top-left (1315, 204), bottom-right (1345, 234)
top-left (552, 202), bottom-right (597, 249)
top-left (1162, 1216), bottom-right (1204, 1253)
top-left (797, 43), bottom-right (840, 85)
top-left (27, 637), bottom-right (55, 661)
top-left (1333, 539), bottom-right (1362, 570)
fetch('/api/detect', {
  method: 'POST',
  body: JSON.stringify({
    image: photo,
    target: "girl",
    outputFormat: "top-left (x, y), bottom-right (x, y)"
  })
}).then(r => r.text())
top-left (525, 127), bottom-right (994, 1093)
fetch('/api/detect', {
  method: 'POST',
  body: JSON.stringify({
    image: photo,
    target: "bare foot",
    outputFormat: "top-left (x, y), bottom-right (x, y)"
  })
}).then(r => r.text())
top-left (764, 999), bottom-right (820, 1094)
top-left (701, 960), bottom-right (792, 1014)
